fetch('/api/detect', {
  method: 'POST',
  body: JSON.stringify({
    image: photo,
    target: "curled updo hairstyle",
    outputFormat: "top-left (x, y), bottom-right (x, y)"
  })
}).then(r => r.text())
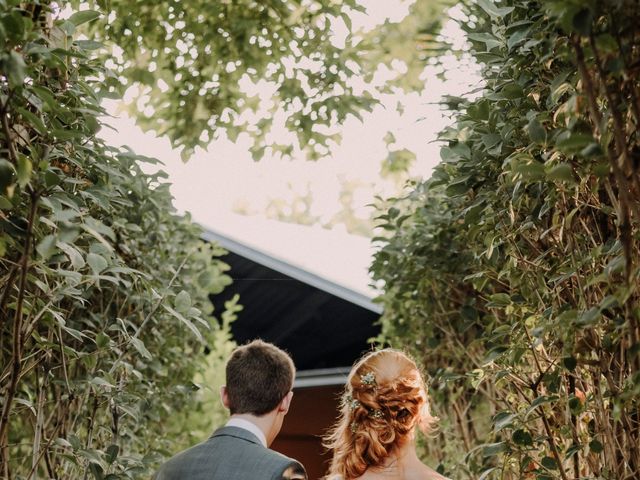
top-left (323, 349), bottom-right (437, 479)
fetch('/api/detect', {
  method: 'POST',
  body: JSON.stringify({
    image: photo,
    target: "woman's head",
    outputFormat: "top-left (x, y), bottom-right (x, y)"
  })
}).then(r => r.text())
top-left (324, 349), bottom-right (436, 479)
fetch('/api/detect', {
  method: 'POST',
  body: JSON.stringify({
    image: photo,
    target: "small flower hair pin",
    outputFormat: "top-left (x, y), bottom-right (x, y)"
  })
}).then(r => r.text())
top-left (350, 421), bottom-right (359, 433)
top-left (343, 394), bottom-right (361, 411)
top-left (360, 371), bottom-right (376, 387)
top-left (369, 409), bottom-right (384, 419)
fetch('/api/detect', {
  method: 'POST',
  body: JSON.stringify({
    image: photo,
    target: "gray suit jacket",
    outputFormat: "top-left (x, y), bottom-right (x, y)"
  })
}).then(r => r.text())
top-left (154, 426), bottom-right (307, 480)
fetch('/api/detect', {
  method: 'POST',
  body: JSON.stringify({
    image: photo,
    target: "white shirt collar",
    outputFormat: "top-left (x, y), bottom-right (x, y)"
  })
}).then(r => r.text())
top-left (225, 417), bottom-right (267, 447)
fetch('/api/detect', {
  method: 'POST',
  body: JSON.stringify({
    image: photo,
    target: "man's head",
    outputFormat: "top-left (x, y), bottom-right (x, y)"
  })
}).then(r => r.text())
top-left (223, 339), bottom-right (295, 416)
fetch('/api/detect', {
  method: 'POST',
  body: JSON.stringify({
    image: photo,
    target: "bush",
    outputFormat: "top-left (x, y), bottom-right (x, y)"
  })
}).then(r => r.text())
top-left (0, 3), bottom-right (235, 477)
top-left (372, 1), bottom-right (640, 478)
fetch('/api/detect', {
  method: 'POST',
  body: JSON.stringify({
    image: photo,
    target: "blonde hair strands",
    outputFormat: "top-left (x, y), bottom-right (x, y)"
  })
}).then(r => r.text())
top-left (323, 349), bottom-right (437, 479)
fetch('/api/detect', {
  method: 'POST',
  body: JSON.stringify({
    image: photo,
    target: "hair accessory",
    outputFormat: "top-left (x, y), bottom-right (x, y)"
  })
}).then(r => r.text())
top-left (350, 421), bottom-right (359, 433)
top-left (360, 372), bottom-right (376, 387)
top-left (369, 409), bottom-right (384, 419)
top-left (343, 394), bottom-right (361, 411)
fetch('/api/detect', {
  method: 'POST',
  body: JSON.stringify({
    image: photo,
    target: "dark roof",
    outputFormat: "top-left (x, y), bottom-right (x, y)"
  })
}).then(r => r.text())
top-left (202, 224), bottom-right (381, 372)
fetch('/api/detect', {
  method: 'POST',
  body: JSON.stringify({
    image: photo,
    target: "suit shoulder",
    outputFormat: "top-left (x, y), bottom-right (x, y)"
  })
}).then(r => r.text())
top-left (266, 447), bottom-right (298, 464)
top-left (264, 449), bottom-right (306, 479)
top-left (154, 440), bottom-right (209, 475)
top-left (282, 462), bottom-right (307, 480)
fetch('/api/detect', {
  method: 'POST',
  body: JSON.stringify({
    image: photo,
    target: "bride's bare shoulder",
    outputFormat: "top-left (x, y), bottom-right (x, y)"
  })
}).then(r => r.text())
top-left (426, 473), bottom-right (449, 480)
top-left (418, 464), bottom-right (450, 480)
top-left (326, 465), bottom-right (449, 480)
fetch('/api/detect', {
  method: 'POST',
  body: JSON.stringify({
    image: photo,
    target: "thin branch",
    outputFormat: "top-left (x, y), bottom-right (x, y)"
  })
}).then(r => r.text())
top-left (0, 192), bottom-right (39, 458)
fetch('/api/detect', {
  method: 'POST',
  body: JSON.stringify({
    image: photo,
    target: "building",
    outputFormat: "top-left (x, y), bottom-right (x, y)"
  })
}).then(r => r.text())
top-left (200, 214), bottom-right (381, 479)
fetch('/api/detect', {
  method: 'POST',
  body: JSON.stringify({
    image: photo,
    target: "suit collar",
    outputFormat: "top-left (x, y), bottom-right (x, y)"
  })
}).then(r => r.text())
top-left (210, 425), bottom-right (265, 447)
top-left (225, 418), bottom-right (268, 447)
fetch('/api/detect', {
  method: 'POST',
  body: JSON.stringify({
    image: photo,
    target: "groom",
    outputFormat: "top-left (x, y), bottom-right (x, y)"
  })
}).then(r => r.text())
top-left (155, 339), bottom-right (307, 479)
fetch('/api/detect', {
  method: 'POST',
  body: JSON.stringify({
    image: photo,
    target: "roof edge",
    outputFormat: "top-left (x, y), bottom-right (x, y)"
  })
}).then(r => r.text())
top-left (201, 227), bottom-right (383, 314)
top-left (294, 367), bottom-right (350, 389)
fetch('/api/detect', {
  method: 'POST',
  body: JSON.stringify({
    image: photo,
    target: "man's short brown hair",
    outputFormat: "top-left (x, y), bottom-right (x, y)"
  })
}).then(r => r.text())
top-left (225, 339), bottom-right (295, 415)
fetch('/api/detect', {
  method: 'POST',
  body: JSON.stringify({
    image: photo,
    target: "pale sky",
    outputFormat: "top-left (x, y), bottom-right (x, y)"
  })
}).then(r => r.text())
top-left (97, 1), bottom-right (478, 249)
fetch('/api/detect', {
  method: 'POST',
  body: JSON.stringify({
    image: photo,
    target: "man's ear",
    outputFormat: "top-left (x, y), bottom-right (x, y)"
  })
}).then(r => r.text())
top-left (220, 386), bottom-right (231, 409)
top-left (278, 391), bottom-right (294, 414)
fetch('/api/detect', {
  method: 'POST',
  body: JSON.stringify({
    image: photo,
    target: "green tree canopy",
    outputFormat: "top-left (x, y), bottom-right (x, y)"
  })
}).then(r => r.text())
top-left (71, 0), bottom-right (451, 160)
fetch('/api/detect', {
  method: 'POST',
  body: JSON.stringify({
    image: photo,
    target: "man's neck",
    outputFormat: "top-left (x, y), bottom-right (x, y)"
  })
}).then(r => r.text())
top-left (228, 413), bottom-right (275, 446)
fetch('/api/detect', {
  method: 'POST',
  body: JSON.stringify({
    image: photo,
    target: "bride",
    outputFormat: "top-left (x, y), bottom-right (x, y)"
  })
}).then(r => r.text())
top-left (323, 349), bottom-right (449, 480)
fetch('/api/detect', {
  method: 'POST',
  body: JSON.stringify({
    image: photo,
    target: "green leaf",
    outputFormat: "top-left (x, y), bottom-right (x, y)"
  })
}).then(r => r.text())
top-left (87, 252), bottom-right (108, 274)
top-left (45, 169), bottom-right (61, 187)
top-left (74, 39), bottom-right (104, 51)
top-left (507, 27), bottom-right (530, 51)
top-left (468, 32), bottom-right (502, 51)
top-left (174, 290), bottom-right (192, 313)
top-left (487, 293), bottom-right (511, 307)
top-left (105, 444), bottom-right (119, 464)
top-left (383, 131), bottom-right (396, 145)
top-left (556, 133), bottom-right (595, 154)
top-left (512, 159), bottom-right (545, 181)
top-left (577, 307), bottom-right (601, 326)
top-left (55, 437), bottom-right (73, 449)
top-left (57, 242), bottom-right (86, 269)
top-left (6, 50), bottom-right (26, 86)
top-left (562, 356), bottom-right (577, 371)
top-left (16, 155), bottom-right (32, 188)
top-left (0, 159), bottom-right (15, 193)
top-left (31, 86), bottom-right (58, 112)
top-left (546, 163), bottom-right (574, 183)
top-left (16, 107), bottom-right (47, 135)
top-left (595, 34), bottom-right (618, 54)
top-left (163, 304), bottom-right (204, 341)
top-left (476, 0), bottom-right (515, 18)
top-left (130, 337), bottom-right (152, 360)
top-left (481, 133), bottom-right (501, 149)
top-left (36, 235), bottom-right (57, 259)
top-left (95, 332), bottom-right (110, 349)
top-left (1, 12), bottom-right (25, 41)
top-left (68, 435), bottom-right (82, 450)
top-left (90, 376), bottom-right (114, 388)
top-left (482, 441), bottom-right (507, 457)
top-left (383, 149), bottom-right (416, 175)
top-left (0, 195), bottom-right (12, 210)
top-left (527, 118), bottom-right (546, 144)
top-left (589, 439), bottom-right (604, 453)
top-left (541, 456), bottom-right (558, 470)
top-left (81, 223), bottom-right (114, 252)
top-left (513, 429), bottom-right (533, 446)
top-left (68, 10), bottom-right (101, 27)
top-left (493, 411), bottom-right (515, 431)
top-left (568, 395), bottom-right (584, 414)
top-left (526, 395), bottom-right (559, 417)
top-left (467, 100), bottom-right (490, 121)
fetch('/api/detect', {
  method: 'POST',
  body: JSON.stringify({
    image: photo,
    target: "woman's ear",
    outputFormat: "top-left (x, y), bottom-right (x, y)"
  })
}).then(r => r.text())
top-left (278, 391), bottom-right (294, 414)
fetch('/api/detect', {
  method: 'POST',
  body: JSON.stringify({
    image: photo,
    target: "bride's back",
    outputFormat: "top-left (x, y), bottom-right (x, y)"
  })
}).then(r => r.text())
top-left (354, 460), bottom-right (448, 480)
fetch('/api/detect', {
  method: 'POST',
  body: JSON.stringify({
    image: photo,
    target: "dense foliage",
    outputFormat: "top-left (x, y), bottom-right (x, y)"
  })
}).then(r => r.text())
top-left (68, 0), bottom-right (453, 161)
top-left (72, 0), bottom-right (377, 161)
top-left (0, 2), bottom-right (236, 478)
top-left (373, 0), bottom-right (640, 478)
